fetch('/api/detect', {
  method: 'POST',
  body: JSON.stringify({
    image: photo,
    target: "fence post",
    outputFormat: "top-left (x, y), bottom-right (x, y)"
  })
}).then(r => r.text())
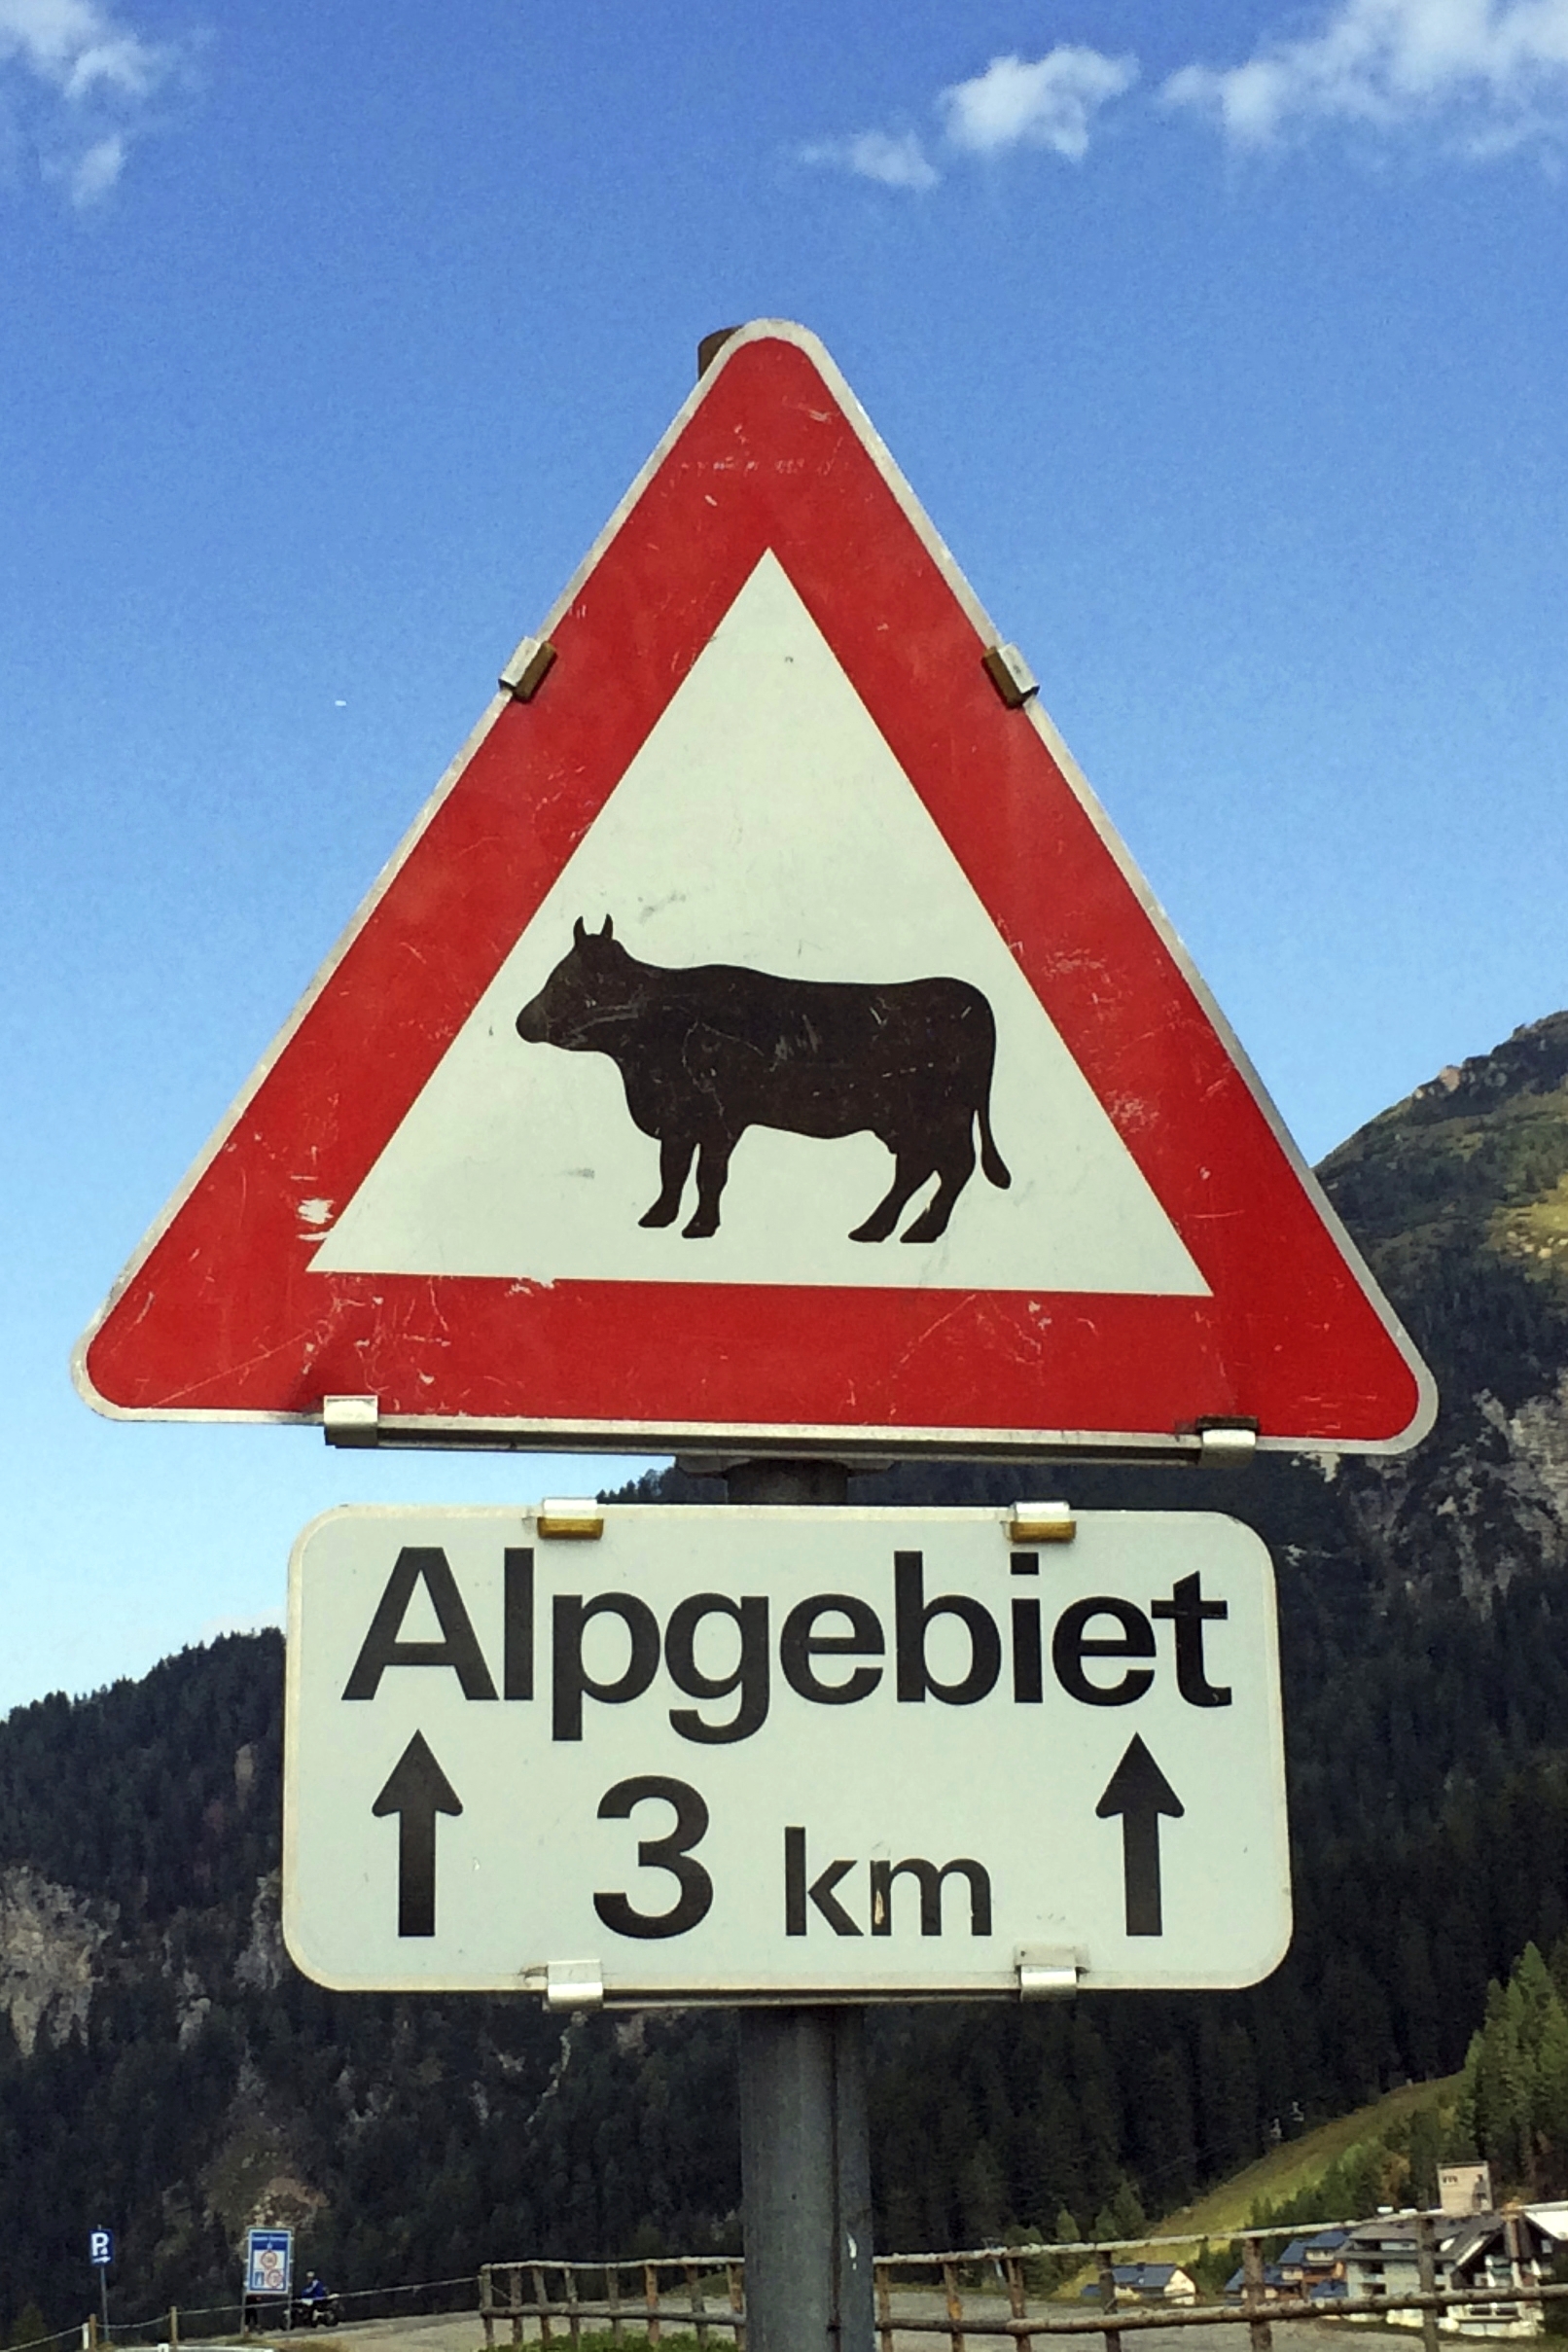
top-left (1004, 2257), bottom-right (1030, 2352)
top-left (565, 2266), bottom-right (582, 2352)
top-left (874, 2264), bottom-right (894, 2352)
top-left (169, 2309), bottom-right (179, 2352)
top-left (509, 2265), bottom-right (523, 2349)
top-left (940, 2260), bottom-right (964, 2352)
top-left (1241, 2235), bottom-right (1272, 2352)
top-left (609, 2264), bottom-right (624, 2350)
top-left (1503, 2205), bottom-right (1535, 2323)
top-left (1096, 2249), bottom-right (1122, 2352)
top-left (644, 2263), bottom-right (662, 2348)
top-left (481, 2266), bottom-right (494, 2352)
top-left (532, 2266), bottom-right (553, 2348)
top-left (1417, 2211), bottom-right (1440, 2352)
top-left (683, 2263), bottom-right (709, 2351)
top-left (727, 2263), bottom-right (745, 2352)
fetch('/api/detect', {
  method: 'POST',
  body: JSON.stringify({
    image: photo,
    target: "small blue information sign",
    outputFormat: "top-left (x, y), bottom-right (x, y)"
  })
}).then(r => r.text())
top-left (89, 2230), bottom-right (114, 2268)
top-left (245, 2228), bottom-right (293, 2299)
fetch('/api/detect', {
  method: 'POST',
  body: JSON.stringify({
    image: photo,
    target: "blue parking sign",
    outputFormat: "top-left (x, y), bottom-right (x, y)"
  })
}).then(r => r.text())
top-left (89, 2230), bottom-right (114, 2267)
top-left (245, 2228), bottom-right (293, 2298)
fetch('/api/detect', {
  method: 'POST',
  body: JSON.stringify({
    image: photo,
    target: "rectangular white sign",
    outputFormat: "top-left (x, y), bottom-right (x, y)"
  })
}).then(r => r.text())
top-left (283, 1506), bottom-right (1290, 2000)
top-left (244, 2228), bottom-right (293, 2297)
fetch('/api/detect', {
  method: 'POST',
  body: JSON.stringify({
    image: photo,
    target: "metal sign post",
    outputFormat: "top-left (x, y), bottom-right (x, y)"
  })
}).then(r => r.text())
top-left (89, 2232), bottom-right (112, 2338)
top-left (738, 2002), bottom-right (873, 2352)
top-left (726, 1458), bottom-right (873, 2352)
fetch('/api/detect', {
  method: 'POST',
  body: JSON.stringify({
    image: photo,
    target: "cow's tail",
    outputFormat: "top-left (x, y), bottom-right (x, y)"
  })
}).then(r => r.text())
top-left (977, 1100), bottom-right (1011, 1191)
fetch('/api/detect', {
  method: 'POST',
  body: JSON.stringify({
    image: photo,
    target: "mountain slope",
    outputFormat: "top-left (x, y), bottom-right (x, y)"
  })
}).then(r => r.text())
top-left (4, 1014), bottom-right (1568, 2332)
top-left (1321, 1011), bottom-right (1568, 1603)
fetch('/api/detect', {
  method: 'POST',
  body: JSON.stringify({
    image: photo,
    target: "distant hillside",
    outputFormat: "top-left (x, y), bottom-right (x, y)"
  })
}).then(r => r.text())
top-left (0, 1636), bottom-right (739, 2333)
top-left (1158, 2074), bottom-right (1461, 2240)
top-left (4, 1014), bottom-right (1568, 2334)
top-left (1319, 1011), bottom-right (1568, 1607)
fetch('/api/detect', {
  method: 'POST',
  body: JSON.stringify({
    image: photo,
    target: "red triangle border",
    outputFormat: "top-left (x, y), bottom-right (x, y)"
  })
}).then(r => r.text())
top-left (76, 324), bottom-right (1435, 1457)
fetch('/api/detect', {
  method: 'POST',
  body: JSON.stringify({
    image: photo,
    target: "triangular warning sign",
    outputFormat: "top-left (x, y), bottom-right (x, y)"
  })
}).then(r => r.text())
top-left (76, 321), bottom-right (1435, 1458)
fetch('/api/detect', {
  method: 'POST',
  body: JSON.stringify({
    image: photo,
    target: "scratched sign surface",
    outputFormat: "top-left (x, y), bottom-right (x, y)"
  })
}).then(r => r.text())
top-left (75, 321), bottom-right (1433, 1458)
top-left (283, 1505), bottom-right (1291, 2000)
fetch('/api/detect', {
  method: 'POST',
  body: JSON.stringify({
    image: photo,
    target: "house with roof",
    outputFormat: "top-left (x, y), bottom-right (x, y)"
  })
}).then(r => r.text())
top-left (1338, 2214), bottom-right (1433, 2319)
top-left (1225, 2228), bottom-right (1348, 2302)
top-left (1442, 2207), bottom-right (1568, 2337)
top-left (1081, 2264), bottom-right (1197, 2303)
top-left (1337, 2204), bottom-right (1568, 2335)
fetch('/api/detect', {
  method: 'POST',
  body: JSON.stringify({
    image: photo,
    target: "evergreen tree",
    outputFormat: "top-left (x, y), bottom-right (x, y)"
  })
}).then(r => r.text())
top-left (1407, 2106), bottom-right (1443, 2210)
top-left (1137, 2049), bottom-right (1197, 2211)
top-left (1536, 1996), bottom-right (1568, 2169)
top-left (1468, 1979), bottom-right (1530, 2187)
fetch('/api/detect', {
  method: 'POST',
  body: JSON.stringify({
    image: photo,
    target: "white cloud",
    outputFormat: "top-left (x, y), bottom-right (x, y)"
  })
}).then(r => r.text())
top-left (799, 43), bottom-right (1138, 190)
top-left (797, 126), bottom-right (940, 189)
top-left (1162, 0), bottom-right (1568, 152)
top-left (800, 0), bottom-right (1565, 190)
top-left (940, 47), bottom-right (1140, 160)
top-left (0, 0), bottom-right (193, 207)
top-left (66, 124), bottom-right (124, 196)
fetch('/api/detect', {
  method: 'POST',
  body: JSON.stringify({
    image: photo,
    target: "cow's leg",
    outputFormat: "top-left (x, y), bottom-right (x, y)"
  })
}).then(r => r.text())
top-left (681, 1132), bottom-right (737, 1238)
top-left (639, 1135), bottom-right (697, 1229)
top-left (849, 1150), bottom-right (935, 1243)
top-left (901, 1128), bottom-right (977, 1243)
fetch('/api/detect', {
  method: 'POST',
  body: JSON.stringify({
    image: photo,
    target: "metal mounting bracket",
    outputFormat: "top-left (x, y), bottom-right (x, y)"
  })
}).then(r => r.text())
top-left (1193, 1417), bottom-right (1260, 1465)
top-left (1009, 1500), bottom-right (1076, 1544)
top-left (543, 1960), bottom-right (605, 2013)
top-left (982, 643), bottom-right (1039, 708)
top-left (537, 1498), bottom-right (605, 1540)
top-left (322, 1394), bottom-right (379, 1447)
top-left (498, 635), bottom-right (556, 701)
top-left (1016, 1946), bottom-right (1084, 2000)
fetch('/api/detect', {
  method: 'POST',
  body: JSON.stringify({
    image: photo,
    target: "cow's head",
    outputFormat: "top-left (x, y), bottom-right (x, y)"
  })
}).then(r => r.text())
top-left (516, 916), bottom-right (635, 1051)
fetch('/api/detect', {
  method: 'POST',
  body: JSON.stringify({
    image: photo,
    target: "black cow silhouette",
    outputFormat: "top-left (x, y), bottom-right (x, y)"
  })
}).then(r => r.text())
top-left (515, 917), bottom-right (1012, 1242)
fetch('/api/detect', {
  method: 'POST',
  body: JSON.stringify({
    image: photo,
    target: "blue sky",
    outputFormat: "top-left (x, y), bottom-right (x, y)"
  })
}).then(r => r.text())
top-left (4, 0), bottom-right (1566, 1715)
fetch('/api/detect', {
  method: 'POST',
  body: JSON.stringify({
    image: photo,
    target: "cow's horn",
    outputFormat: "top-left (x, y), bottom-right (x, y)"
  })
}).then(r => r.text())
top-left (601, 915), bottom-right (614, 939)
top-left (573, 916), bottom-right (587, 945)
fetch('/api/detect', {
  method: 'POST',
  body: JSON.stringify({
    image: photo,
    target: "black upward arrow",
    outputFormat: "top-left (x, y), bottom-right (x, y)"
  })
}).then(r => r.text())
top-left (1095, 1735), bottom-right (1185, 1937)
top-left (372, 1732), bottom-right (462, 1937)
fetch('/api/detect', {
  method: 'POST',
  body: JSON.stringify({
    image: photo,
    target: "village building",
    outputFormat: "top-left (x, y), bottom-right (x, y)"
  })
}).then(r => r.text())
top-left (1082, 2264), bottom-right (1198, 2304)
top-left (1325, 2204), bottom-right (1568, 2336)
top-left (1225, 2227), bottom-right (1349, 2301)
top-left (1221, 2205), bottom-right (1568, 2334)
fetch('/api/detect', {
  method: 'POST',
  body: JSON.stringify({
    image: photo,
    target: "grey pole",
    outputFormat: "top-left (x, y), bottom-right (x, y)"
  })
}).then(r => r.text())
top-left (723, 1457), bottom-right (875, 2352)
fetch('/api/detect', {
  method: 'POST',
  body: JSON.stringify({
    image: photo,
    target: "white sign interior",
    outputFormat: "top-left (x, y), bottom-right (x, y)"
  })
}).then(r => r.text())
top-left (308, 554), bottom-right (1206, 1299)
top-left (283, 1505), bottom-right (1290, 2001)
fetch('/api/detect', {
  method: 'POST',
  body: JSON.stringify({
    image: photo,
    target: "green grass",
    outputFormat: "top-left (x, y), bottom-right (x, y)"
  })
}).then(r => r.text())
top-left (1150, 2072), bottom-right (1463, 2244)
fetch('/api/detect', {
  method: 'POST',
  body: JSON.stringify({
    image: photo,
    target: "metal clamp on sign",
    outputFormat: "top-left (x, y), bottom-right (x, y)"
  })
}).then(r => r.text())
top-left (1016, 1947), bottom-right (1084, 2000)
top-left (541, 1961), bottom-right (604, 2013)
top-left (322, 1395), bottom-right (379, 1447)
top-left (1009, 1501), bottom-right (1076, 1543)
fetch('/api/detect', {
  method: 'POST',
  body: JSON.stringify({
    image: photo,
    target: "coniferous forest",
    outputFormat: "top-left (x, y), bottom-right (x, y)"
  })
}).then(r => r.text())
top-left (3, 1014), bottom-right (1568, 2334)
